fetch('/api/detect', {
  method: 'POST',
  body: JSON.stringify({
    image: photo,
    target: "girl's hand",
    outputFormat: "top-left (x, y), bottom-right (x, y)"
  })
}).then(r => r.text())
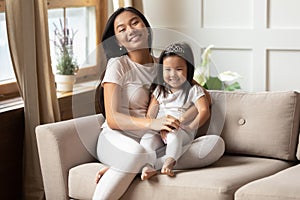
top-left (149, 115), bottom-right (180, 132)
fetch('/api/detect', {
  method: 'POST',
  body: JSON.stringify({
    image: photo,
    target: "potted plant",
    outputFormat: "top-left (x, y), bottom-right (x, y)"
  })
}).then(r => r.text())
top-left (53, 19), bottom-right (79, 92)
top-left (194, 45), bottom-right (242, 91)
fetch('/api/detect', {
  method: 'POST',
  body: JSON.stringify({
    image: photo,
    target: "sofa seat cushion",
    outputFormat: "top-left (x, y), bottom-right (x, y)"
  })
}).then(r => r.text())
top-left (69, 162), bottom-right (105, 199)
top-left (208, 91), bottom-right (300, 161)
top-left (235, 163), bottom-right (300, 200)
top-left (68, 156), bottom-right (293, 200)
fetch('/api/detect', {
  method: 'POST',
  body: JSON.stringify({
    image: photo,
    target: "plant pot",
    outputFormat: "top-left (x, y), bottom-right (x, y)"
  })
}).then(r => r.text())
top-left (55, 74), bottom-right (76, 92)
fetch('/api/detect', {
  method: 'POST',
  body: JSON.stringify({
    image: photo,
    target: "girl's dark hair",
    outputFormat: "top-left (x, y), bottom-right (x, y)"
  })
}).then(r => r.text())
top-left (101, 6), bottom-right (153, 60)
top-left (152, 42), bottom-right (195, 98)
top-left (96, 7), bottom-right (153, 116)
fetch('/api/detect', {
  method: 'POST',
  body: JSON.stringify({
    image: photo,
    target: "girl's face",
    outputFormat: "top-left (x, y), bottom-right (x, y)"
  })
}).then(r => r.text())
top-left (163, 55), bottom-right (188, 92)
top-left (114, 11), bottom-right (149, 52)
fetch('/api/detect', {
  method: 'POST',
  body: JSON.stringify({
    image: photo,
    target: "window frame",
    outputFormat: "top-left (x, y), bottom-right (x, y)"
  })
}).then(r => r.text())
top-left (0, 1), bottom-right (4, 13)
top-left (0, 0), bottom-right (18, 101)
top-left (0, 0), bottom-right (107, 100)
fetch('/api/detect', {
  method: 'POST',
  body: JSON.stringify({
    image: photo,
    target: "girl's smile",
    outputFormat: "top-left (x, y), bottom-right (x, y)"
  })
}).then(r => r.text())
top-left (163, 55), bottom-right (188, 92)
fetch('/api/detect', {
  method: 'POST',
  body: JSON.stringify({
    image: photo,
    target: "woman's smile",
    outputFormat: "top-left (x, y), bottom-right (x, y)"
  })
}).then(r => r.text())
top-left (128, 32), bottom-right (142, 42)
top-left (114, 11), bottom-right (149, 51)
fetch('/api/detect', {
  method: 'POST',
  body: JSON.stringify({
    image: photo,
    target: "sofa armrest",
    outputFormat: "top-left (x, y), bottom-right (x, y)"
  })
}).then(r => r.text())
top-left (36, 114), bottom-right (104, 200)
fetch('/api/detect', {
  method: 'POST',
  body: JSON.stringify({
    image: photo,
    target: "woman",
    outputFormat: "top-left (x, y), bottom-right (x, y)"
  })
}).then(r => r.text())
top-left (93, 7), bottom-right (225, 200)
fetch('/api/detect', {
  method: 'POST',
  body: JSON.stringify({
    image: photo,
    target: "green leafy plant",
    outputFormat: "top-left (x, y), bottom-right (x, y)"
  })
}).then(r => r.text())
top-left (194, 45), bottom-right (242, 91)
top-left (53, 19), bottom-right (79, 75)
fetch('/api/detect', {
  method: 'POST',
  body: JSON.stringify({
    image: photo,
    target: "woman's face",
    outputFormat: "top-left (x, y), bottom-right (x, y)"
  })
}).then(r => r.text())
top-left (163, 55), bottom-right (188, 92)
top-left (114, 11), bottom-right (149, 52)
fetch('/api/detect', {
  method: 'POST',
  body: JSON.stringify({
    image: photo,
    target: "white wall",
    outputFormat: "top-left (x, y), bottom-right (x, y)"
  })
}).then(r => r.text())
top-left (142, 0), bottom-right (300, 92)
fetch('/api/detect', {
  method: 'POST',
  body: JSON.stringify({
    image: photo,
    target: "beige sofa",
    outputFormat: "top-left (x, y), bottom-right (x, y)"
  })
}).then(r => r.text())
top-left (36, 90), bottom-right (300, 200)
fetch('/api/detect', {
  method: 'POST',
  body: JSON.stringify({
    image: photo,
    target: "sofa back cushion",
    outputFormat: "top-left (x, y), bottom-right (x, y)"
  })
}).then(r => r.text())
top-left (207, 90), bottom-right (300, 161)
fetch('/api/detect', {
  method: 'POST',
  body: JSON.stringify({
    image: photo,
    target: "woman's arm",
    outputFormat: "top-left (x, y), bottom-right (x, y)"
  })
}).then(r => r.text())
top-left (103, 83), bottom-right (179, 132)
top-left (146, 95), bottom-right (159, 119)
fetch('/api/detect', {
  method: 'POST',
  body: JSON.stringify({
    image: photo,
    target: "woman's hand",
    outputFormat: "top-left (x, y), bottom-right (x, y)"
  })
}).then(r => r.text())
top-left (160, 130), bottom-right (168, 144)
top-left (149, 115), bottom-right (180, 132)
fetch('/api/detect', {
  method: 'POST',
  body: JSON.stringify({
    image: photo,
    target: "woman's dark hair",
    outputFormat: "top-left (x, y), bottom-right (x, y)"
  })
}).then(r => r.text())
top-left (96, 7), bottom-right (153, 116)
top-left (152, 42), bottom-right (195, 98)
top-left (101, 6), bottom-right (153, 61)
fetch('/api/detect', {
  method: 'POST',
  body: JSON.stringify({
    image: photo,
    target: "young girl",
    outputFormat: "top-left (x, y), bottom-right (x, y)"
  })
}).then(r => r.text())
top-left (141, 42), bottom-right (211, 178)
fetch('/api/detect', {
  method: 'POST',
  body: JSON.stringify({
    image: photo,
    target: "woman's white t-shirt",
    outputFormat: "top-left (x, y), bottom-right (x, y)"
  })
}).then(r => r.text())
top-left (102, 55), bottom-right (158, 118)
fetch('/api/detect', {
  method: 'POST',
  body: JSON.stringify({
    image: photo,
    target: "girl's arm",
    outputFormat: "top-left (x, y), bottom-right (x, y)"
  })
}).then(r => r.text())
top-left (103, 82), bottom-right (179, 132)
top-left (179, 105), bottom-right (198, 124)
top-left (192, 80), bottom-right (212, 106)
top-left (182, 95), bottom-right (210, 132)
top-left (180, 83), bottom-right (212, 130)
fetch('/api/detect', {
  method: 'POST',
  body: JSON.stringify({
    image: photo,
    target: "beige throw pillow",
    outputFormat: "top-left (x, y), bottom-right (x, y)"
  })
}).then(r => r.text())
top-left (207, 90), bottom-right (300, 161)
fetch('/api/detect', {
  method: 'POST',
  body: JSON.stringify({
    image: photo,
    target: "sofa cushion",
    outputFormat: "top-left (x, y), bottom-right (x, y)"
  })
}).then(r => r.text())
top-left (235, 163), bottom-right (300, 200)
top-left (69, 162), bottom-right (105, 199)
top-left (68, 156), bottom-right (292, 200)
top-left (208, 90), bottom-right (300, 161)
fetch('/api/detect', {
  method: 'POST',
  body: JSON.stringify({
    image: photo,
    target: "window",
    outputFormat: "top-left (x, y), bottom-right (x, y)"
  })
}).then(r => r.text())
top-left (48, 7), bottom-right (97, 74)
top-left (47, 0), bottom-right (107, 83)
top-left (0, 0), bottom-right (107, 101)
top-left (0, 1), bottom-right (19, 102)
top-left (0, 12), bottom-right (14, 82)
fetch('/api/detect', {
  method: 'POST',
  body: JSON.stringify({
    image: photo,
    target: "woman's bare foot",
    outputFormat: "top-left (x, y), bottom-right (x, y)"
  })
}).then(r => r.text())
top-left (95, 166), bottom-right (109, 183)
top-left (141, 164), bottom-right (157, 180)
top-left (161, 157), bottom-right (176, 177)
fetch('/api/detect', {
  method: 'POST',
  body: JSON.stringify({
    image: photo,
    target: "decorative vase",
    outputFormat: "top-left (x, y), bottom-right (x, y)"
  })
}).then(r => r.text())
top-left (55, 74), bottom-right (76, 92)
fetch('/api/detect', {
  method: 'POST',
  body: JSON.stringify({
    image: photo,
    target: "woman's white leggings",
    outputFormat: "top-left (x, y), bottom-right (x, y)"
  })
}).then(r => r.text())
top-left (93, 128), bottom-right (225, 200)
